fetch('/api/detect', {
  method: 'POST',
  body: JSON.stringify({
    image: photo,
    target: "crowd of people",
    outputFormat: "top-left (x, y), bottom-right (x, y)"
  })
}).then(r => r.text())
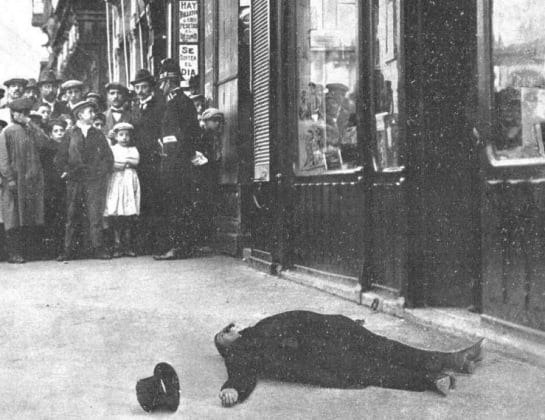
top-left (0, 59), bottom-right (225, 264)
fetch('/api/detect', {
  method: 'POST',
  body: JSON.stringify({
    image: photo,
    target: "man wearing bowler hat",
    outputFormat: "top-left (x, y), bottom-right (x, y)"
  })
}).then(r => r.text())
top-left (153, 58), bottom-right (200, 260)
top-left (130, 69), bottom-right (165, 254)
top-left (56, 100), bottom-right (113, 260)
top-left (0, 77), bottom-right (28, 108)
top-left (37, 70), bottom-right (68, 118)
top-left (0, 97), bottom-right (49, 263)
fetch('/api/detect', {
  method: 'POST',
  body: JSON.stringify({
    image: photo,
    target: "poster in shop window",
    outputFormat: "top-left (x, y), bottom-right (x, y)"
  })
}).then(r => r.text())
top-left (179, 0), bottom-right (199, 43)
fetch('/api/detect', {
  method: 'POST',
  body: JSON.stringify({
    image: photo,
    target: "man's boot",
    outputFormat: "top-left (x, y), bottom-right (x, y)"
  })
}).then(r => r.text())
top-left (6, 228), bottom-right (25, 264)
top-left (123, 227), bottom-right (136, 257)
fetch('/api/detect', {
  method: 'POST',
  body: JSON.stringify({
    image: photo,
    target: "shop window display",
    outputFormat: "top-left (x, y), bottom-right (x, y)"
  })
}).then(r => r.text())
top-left (295, 0), bottom-right (360, 175)
top-left (489, 0), bottom-right (545, 163)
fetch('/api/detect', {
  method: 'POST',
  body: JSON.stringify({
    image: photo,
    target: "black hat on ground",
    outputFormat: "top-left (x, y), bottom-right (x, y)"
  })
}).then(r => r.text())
top-left (130, 69), bottom-right (155, 86)
top-left (159, 58), bottom-right (182, 81)
top-left (136, 362), bottom-right (180, 413)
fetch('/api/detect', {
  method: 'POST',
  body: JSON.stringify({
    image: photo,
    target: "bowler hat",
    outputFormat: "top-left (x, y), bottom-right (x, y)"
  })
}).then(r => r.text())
top-left (38, 70), bottom-right (61, 86)
top-left (105, 82), bottom-right (129, 93)
top-left (158, 58), bottom-right (182, 81)
top-left (61, 80), bottom-right (84, 92)
top-left (136, 363), bottom-right (180, 413)
top-left (130, 69), bottom-right (155, 86)
top-left (71, 100), bottom-right (97, 116)
top-left (4, 78), bottom-right (28, 88)
top-left (8, 97), bottom-right (35, 112)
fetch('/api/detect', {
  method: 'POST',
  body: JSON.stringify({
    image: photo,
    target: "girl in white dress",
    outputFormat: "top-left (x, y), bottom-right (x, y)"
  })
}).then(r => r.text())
top-left (104, 122), bottom-right (141, 257)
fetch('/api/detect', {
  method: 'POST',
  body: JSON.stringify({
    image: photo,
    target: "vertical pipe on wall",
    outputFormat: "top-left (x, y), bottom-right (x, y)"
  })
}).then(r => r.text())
top-left (121, 0), bottom-right (130, 84)
top-left (105, 1), bottom-right (113, 81)
top-left (167, 1), bottom-right (173, 58)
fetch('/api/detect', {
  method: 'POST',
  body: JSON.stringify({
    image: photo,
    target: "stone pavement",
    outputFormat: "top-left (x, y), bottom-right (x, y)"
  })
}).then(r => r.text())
top-left (0, 255), bottom-right (544, 419)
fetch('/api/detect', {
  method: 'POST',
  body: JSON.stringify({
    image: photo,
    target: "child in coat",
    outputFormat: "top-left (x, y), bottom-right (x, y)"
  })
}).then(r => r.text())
top-left (104, 122), bottom-right (141, 257)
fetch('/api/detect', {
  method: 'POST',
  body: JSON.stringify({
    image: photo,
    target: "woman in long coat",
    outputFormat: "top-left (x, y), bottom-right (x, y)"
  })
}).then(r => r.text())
top-left (0, 98), bottom-right (48, 263)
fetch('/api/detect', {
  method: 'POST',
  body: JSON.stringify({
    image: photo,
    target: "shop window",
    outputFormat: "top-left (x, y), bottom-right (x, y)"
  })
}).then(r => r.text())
top-left (372, 0), bottom-right (402, 172)
top-left (295, 0), bottom-right (360, 176)
top-left (489, 0), bottom-right (545, 164)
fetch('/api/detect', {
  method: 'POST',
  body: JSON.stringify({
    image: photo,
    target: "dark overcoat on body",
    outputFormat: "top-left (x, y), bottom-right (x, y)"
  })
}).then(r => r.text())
top-left (218, 310), bottom-right (480, 404)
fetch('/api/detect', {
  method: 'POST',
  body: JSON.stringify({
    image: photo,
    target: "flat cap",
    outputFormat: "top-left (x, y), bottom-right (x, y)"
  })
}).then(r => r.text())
top-left (71, 100), bottom-right (97, 116)
top-left (4, 78), bottom-right (28, 88)
top-left (113, 122), bottom-right (134, 131)
top-left (7, 97), bottom-right (35, 112)
top-left (61, 80), bottom-right (84, 91)
top-left (201, 107), bottom-right (224, 121)
top-left (105, 82), bottom-right (129, 93)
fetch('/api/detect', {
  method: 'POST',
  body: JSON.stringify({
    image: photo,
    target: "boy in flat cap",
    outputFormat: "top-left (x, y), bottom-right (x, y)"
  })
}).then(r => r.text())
top-left (56, 100), bottom-right (113, 260)
top-left (193, 107), bottom-right (224, 248)
top-left (0, 98), bottom-right (49, 263)
top-left (153, 59), bottom-right (200, 260)
top-left (61, 80), bottom-right (85, 114)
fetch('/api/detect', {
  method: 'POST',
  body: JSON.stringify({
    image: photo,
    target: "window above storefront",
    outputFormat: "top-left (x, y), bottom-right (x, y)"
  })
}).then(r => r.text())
top-left (486, 0), bottom-right (545, 167)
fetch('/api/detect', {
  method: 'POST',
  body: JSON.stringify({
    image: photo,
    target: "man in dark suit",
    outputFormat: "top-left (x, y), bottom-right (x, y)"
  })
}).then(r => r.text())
top-left (215, 310), bottom-right (483, 407)
top-left (153, 59), bottom-right (200, 260)
top-left (104, 82), bottom-right (132, 138)
top-left (130, 69), bottom-right (165, 254)
top-left (37, 70), bottom-right (69, 119)
top-left (56, 100), bottom-right (113, 260)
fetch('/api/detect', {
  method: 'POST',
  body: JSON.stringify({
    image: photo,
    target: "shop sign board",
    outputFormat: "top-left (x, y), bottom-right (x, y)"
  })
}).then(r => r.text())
top-left (179, 0), bottom-right (199, 43)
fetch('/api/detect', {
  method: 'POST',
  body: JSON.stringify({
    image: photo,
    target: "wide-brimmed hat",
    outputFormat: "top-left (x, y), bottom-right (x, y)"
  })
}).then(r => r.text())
top-left (61, 80), bottom-right (84, 92)
top-left (112, 122), bottom-right (134, 132)
top-left (201, 107), bottom-right (224, 121)
top-left (105, 81), bottom-right (129, 93)
top-left (38, 70), bottom-right (62, 86)
top-left (130, 69), bottom-right (155, 86)
top-left (7, 97), bottom-right (35, 112)
top-left (136, 363), bottom-right (180, 413)
top-left (71, 100), bottom-right (97, 116)
top-left (4, 78), bottom-right (28, 88)
top-left (158, 58), bottom-right (182, 81)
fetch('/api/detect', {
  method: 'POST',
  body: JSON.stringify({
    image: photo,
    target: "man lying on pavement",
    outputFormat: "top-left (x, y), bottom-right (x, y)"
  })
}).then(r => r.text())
top-left (214, 310), bottom-right (483, 407)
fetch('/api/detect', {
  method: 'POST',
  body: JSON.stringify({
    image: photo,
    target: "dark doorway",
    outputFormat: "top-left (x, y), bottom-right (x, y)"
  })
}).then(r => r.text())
top-left (406, 0), bottom-right (480, 308)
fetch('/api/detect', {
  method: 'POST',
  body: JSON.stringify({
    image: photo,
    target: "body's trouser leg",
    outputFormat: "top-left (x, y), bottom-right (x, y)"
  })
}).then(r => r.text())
top-left (351, 325), bottom-right (478, 372)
